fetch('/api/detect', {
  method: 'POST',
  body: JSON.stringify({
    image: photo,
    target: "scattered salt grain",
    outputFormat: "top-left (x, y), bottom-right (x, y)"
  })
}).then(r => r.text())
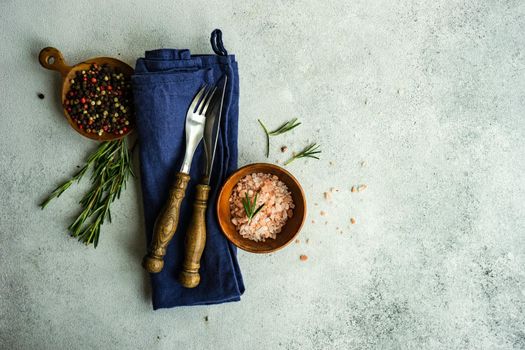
top-left (351, 184), bottom-right (367, 192)
top-left (357, 184), bottom-right (368, 192)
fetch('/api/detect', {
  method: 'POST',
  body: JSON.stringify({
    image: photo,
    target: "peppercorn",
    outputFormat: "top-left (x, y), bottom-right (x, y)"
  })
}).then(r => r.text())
top-left (64, 63), bottom-right (134, 136)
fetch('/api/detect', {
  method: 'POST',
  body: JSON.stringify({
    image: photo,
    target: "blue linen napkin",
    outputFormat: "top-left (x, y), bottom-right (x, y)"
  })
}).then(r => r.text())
top-left (131, 29), bottom-right (244, 309)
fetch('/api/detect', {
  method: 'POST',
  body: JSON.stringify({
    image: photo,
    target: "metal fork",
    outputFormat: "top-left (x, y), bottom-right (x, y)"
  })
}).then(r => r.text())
top-left (180, 85), bottom-right (217, 173)
top-left (142, 85), bottom-right (217, 273)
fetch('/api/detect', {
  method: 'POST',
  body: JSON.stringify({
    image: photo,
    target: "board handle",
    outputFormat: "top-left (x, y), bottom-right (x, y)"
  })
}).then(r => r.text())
top-left (142, 172), bottom-right (191, 273)
top-left (38, 47), bottom-right (71, 76)
top-left (179, 184), bottom-right (210, 288)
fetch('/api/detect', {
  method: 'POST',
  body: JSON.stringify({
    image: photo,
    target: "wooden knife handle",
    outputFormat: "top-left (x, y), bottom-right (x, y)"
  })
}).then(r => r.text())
top-left (142, 172), bottom-right (190, 273)
top-left (179, 184), bottom-right (210, 288)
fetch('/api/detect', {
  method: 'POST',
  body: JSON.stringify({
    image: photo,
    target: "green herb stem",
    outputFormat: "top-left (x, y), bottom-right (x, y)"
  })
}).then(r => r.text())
top-left (258, 119), bottom-right (271, 158)
top-left (268, 118), bottom-right (301, 136)
top-left (284, 143), bottom-right (321, 165)
top-left (41, 138), bottom-right (134, 247)
top-left (258, 118), bottom-right (301, 158)
top-left (242, 192), bottom-right (265, 224)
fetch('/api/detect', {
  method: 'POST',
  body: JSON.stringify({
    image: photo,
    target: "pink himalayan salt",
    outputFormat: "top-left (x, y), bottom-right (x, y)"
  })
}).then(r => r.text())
top-left (229, 172), bottom-right (294, 242)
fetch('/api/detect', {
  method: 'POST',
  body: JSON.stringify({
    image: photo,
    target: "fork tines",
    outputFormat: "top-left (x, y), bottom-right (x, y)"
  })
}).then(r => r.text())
top-left (190, 84), bottom-right (217, 116)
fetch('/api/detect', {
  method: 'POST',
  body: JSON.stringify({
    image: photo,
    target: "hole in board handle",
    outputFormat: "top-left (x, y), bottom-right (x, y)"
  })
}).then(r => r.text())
top-left (47, 56), bottom-right (55, 65)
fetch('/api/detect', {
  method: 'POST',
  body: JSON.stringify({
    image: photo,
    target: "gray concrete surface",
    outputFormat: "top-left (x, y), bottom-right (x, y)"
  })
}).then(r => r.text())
top-left (1, 1), bottom-right (525, 349)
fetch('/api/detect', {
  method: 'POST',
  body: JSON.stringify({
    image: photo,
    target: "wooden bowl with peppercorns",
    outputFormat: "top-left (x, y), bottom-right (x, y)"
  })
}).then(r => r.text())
top-left (39, 47), bottom-right (134, 141)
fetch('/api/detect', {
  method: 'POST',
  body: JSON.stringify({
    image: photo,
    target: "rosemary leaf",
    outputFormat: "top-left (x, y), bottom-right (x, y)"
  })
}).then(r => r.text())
top-left (258, 118), bottom-right (301, 158)
top-left (268, 118), bottom-right (301, 136)
top-left (41, 137), bottom-right (134, 247)
top-left (258, 119), bottom-right (271, 158)
top-left (251, 203), bottom-right (265, 219)
top-left (39, 159), bottom-right (94, 209)
top-left (242, 192), bottom-right (265, 224)
top-left (284, 143), bottom-right (321, 165)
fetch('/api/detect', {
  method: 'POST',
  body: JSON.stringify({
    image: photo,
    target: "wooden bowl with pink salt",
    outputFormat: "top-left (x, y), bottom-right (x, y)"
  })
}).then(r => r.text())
top-left (217, 163), bottom-right (306, 253)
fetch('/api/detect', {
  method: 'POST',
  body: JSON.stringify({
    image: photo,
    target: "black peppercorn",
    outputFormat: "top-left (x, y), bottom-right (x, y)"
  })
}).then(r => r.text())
top-left (64, 64), bottom-right (134, 136)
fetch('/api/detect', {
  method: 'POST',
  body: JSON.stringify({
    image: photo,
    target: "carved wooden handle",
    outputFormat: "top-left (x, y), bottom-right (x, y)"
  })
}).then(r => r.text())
top-left (179, 184), bottom-right (210, 288)
top-left (142, 172), bottom-right (191, 273)
top-left (38, 47), bottom-right (71, 77)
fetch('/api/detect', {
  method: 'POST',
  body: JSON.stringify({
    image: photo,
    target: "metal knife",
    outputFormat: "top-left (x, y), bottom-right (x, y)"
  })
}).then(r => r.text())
top-left (179, 76), bottom-right (228, 288)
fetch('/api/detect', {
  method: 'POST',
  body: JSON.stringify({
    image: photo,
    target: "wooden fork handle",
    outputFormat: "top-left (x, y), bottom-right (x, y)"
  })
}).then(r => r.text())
top-left (142, 172), bottom-right (190, 273)
top-left (179, 184), bottom-right (210, 288)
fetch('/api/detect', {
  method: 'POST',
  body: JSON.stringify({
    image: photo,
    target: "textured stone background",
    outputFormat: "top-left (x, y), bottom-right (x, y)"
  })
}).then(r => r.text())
top-left (1, 1), bottom-right (524, 349)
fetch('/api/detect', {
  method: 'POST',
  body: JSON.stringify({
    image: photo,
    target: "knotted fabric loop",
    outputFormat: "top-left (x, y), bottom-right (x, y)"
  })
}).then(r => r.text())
top-left (210, 29), bottom-right (228, 56)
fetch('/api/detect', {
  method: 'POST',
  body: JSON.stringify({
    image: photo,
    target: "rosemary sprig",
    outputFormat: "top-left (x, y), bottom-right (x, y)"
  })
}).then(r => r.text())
top-left (284, 143), bottom-right (321, 165)
top-left (242, 192), bottom-right (265, 224)
top-left (39, 142), bottom-right (112, 209)
top-left (258, 118), bottom-right (301, 157)
top-left (267, 118), bottom-right (302, 136)
top-left (40, 138), bottom-right (134, 247)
